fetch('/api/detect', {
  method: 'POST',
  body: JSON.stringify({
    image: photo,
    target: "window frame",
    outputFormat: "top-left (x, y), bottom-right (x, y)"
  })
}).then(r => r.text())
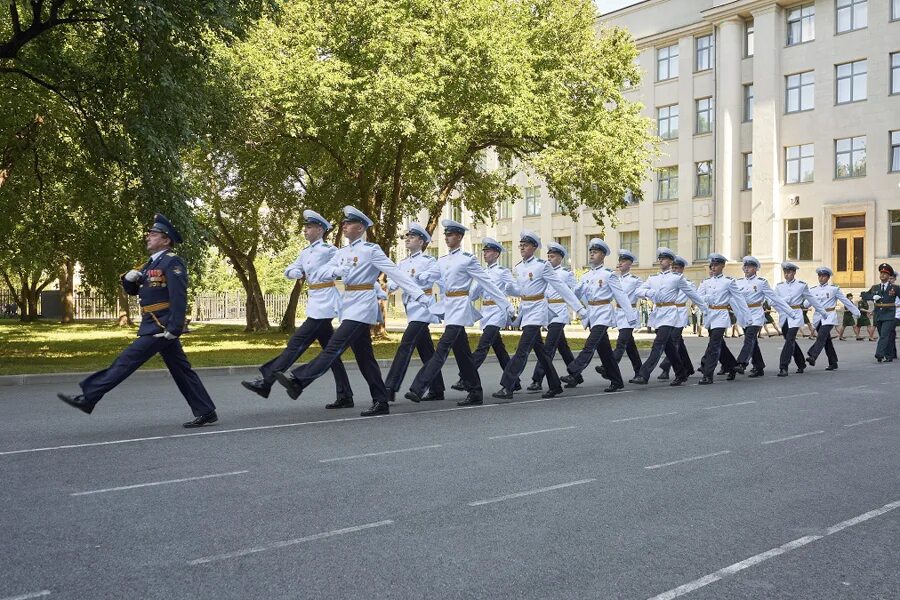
top-left (786, 3), bottom-right (815, 46)
top-left (619, 231), bottom-right (640, 263)
top-left (785, 143), bottom-right (815, 184)
top-left (524, 185), bottom-right (541, 216)
top-left (890, 210), bottom-right (900, 256)
top-left (891, 52), bottom-right (900, 96)
top-left (786, 70), bottom-right (815, 113)
top-left (742, 222), bottom-right (752, 257)
top-left (695, 34), bottom-right (713, 72)
top-left (893, 0), bottom-right (900, 21)
top-left (694, 161), bottom-right (712, 197)
top-left (656, 227), bottom-right (679, 255)
top-left (742, 152), bottom-right (753, 190)
top-left (657, 104), bottom-right (679, 140)
top-left (743, 83), bottom-right (754, 122)
top-left (744, 19), bottom-right (754, 57)
top-left (657, 166), bottom-right (679, 201)
top-left (835, 59), bottom-right (867, 104)
top-left (657, 44), bottom-right (679, 82)
top-left (834, 135), bottom-right (867, 179)
top-left (694, 224), bottom-right (712, 261)
top-left (695, 97), bottom-right (714, 134)
top-left (890, 130), bottom-right (900, 173)
top-left (836, 0), bottom-right (867, 34)
top-left (784, 217), bottom-right (814, 261)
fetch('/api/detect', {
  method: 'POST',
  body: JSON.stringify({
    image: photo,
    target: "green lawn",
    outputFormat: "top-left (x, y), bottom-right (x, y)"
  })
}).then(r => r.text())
top-left (0, 321), bottom-right (651, 376)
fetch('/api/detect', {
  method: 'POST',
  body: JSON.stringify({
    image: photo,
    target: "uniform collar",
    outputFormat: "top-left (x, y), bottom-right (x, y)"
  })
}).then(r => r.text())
top-left (310, 239), bottom-right (322, 248)
top-left (746, 274), bottom-right (756, 280)
top-left (409, 251), bottom-right (421, 258)
top-left (487, 262), bottom-right (498, 268)
top-left (450, 248), bottom-right (461, 255)
top-left (553, 264), bottom-right (561, 270)
top-left (149, 249), bottom-right (167, 262)
top-left (713, 274), bottom-right (723, 279)
top-left (523, 256), bottom-right (535, 264)
top-left (659, 268), bottom-right (671, 274)
top-left (591, 264), bottom-right (603, 271)
top-left (350, 238), bottom-right (363, 247)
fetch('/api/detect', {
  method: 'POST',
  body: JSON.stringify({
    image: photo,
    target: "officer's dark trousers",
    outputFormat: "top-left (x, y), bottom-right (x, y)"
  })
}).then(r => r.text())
top-left (80, 335), bottom-right (216, 417)
top-left (567, 325), bottom-right (623, 387)
top-left (700, 328), bottom-right (737, 378)
top-left (807, 323), bottom-right (838, 366)
top-left (736, 325), bottom-right (765, 371)
top-left (876, 318), bottom-right (895, 359)
top-left (500, 325), bottom-right (560, 391)
top-left (411, 325), bottom-right (480, 396)
top-left (289, 320), bottom-right (387, 403)
top-left (466, 325), bottom-right (518, 388)
top-left (638, 326), bottom-right (684, 380)
top-left (385, 321), bottom-right (444, 393)
top-left (779, 321), bottom-right (807, 370)
top-left (890, 319), bottom-right (899, 359)
top-left (531, 322), bottom-right (575, 384)
top-left (660, 328), bottom-right (693, 377)
top-left (613, 327), bottom-right (642, 375)
top-left (259, 317), bottom-right (352, 398)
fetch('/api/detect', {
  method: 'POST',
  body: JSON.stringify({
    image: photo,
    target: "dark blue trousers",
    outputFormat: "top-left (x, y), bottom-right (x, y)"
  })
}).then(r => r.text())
top-left (531, 322), bottom-right (575, 384)
top-left (613, 327), bottom-right (643, 376)
top-left (500, 325), bottom-right (560, 391)
top-left (80, 335), bottom-right (216, 417)
top-left (736, 325), bottom-right (765, 371)
top-left (875, 317), bottom-right (895, 359)
top-left (807, 323), bottom-right (838, 366)
top-left (779, 322), bottom-right (807, 370)
top-left (385, 320), bottom-right (444, 393)
top-left (566, 324), bottom-right (623, 387)
top-left (411, 325), bottom-right (480, 396)
top-left (699, 328), bottom-right (737, 378)
top-left (659, 328), bottom-right (694, 378)
top-left (259, 317), bottom-right (352, 399)
top-left (638, 326), bottom-right (684, 380)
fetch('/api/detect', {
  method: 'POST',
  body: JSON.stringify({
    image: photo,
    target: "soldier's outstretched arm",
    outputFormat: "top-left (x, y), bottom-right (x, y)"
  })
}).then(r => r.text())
top-left (727, 279), bottom-right (751, 325)
top-left (284, 249), bottom-right (306, 280)
top-left (370, 246), bottom-right (429, 302)
top-left (542, 262), bottom-right (583, 312)
top-left (467, 257), bottom-right (511, 312)
top-left (678, 276), bottom-right (708, 311)
top-left (835, 286), bottom-right (861, 318)
top-left (760, 280), bottom-right (793, 316)
top-left (802, 284), bottom-right (827, 317)
top-left (608, 274), bottom-right (638, 324)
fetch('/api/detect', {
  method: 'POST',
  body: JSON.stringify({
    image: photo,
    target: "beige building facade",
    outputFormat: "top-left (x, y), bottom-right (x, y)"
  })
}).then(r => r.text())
top-left (405, 0), bottom-right (900, 289)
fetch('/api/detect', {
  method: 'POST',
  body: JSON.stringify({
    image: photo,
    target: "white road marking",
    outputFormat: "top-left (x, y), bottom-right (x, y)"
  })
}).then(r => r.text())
top-left (646, 498), bottom-right (900, 600)
top-left (0, 592), bottom-right (51, 600)
top-left (644, 450), bottom-right (731, 470)
top-left (760, 431), bottom-right (825, 445)
top-left (188, 520), bottom-right (394, 565)
top-left (610, 412), bottom-right (679, 423)
top-left (488, 426), bottom-right (577, 440)
top-left (468, 479), bottom-right (596, 507)
top-left (70, 470), bottom-right (249, 496)
top-left (702, 401), bottom-right (757, 410)
top-left (843, 417), bottom-right (891, 428)
top-left (775, 392), bottom-right (819, 399)
top-left (318, 444), bottom-right (442, 463)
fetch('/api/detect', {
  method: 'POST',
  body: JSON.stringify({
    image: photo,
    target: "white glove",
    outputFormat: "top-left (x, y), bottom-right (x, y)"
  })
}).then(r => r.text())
top-left (124, 269), bottom-right (143, 282)
top-left (873, 294), bottom-right (881, 301)
top-left (336, 265), bottom-right (351, 279)
top-left (576, 307), bottom-right (588, 320)
top-left (415, 294), bottom-right (430, 307)
top-left (153, 330), bottom-right (178, 340)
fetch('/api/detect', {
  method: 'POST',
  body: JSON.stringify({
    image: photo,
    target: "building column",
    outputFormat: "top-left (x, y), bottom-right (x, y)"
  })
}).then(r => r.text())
top-left (714, 17), bottom-right (743, 260)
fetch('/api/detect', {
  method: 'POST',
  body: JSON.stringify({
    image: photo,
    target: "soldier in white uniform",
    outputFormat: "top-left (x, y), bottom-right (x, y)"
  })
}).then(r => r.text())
top-left (383, 223), bottom-right (445, 402)
top-left (774, 262), bottom-right (827, 377)
top-left (609, 250), bottom-right (644, 379)
top-left (658, 256), bottom-right (697, 381)
top-left (241, 210), bottom-right (353, 408)
top-left (492, 231), bottom-right (587, 399)
top-left (274, 206), bottom-right (431, 416)
top-left (559, 238), bottom-right (637, 392)
top-left (733, 256), bottom-right (793, 377)
top-left (528, 241), bottom-right (580, 391)
top-left (696, 253), bottom-right (751, 385)
top-left (450, 238), bottom-right (520, 392)
top-left (805, 266), bottom-right (860, 370)
top-left (631, 248), bottom-right (708, 386)
top-left (405, 220), bottom-right (512, 407)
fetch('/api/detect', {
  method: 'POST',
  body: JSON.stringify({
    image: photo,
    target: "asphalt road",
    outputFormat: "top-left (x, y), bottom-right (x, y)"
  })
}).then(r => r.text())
top-left (1, 336), bottom-right (898, 600)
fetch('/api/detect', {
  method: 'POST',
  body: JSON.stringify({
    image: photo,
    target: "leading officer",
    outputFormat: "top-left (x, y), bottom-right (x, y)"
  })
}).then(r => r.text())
top-left (862, 263), bottom-right (900, 362)
top-left (57, 214), bottom-right (218, 428)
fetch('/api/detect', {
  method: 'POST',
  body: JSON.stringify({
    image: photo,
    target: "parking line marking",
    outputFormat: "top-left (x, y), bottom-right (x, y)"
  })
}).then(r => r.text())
top-left (488, 426), bottom-right (577, 440)
top-left (843, 417), bottom-right (890, 428)
top-left (468, 479), bottom-right (596, 507)
top-left (646, 499), bottom-right (900, 600)
top-left (0, 592), bottom-right (51, 600)
top-left (775, 392), bottom-right (819, 400)
top-left (188, 520), bottom-right (394, 565)
top-left (645, 450), bottom-right (731, 470)
top-left (702, 401), bottom-right (757, 410)
top-left (71, 470), bottom-right (249, 496)
top-left (610, 412), bottom-right (679, 423)
top-left (319, 445), bottom-right (442, 463)
top-left (760, 431), bottom-right (825, 445)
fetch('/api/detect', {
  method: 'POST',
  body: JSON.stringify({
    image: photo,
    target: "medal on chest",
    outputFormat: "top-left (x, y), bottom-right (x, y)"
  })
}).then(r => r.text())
top-left (528, 272), bottom-right (533, 280)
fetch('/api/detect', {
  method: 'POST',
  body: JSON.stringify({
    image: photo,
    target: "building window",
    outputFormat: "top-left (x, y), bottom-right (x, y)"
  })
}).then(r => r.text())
top-left (890, 131), bottom-right (900, 172)
top-left (695, 161), bottom-right (712, 197)
top-left (785, 144), bottom-right (815, 184)
top-left (657, 166), bottom-right (678, 201)
top-left (743, 84), bottom-right (754, 122)
top-left (835, 59), bottom-right (867, 104)
top-left (656, 227), bottom-right (678, 254)
top-left (498, 199), bottom-right (511, 219)
top-left (451, 204), bottom-right (462, 223)
top-left (893, 0), bottom-right (900, 21)
top-left (695, 97), bottom-right (713, 134)
top-left (620, 231), bottom-right (639, 259)
top-left (554, 236), bottom-right (571, 266)
top-left (836, 0), bottom-right (867, 33)
top-left (552, 197), bottom-right (562, 214)
top-left (657, 44), bottom-right (679, 81)
top-left (695, 225), bottom-right (712, 260)
top-left (623, 189), bottom-right (641, 205)
top-left (743, 153), bottom-right (753, 190)
top-left (695, 35), bottom-right (713, 72)
top-left (786, 71), bottom-right (815, 113)
top-left (785, 218), bottom-right (813, 261)
top-left (657, 104), bottom-right (679, 140)
top-left (524, 186), bottom-right (541, 216)
top-left (891, 211), bottom-right (900, 256)
top-left (742, 222), bottom-right (752, 256)
top-left (891, 52), bottom-right (900, 95)
top-left (745, 20), bottom-right (754, 57)
top-left (835, 136), bottom-right (866, 178)
top-left (786, 4), bottom-right (815, 45)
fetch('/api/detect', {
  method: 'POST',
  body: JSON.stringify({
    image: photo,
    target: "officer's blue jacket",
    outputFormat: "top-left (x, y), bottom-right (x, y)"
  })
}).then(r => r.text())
top-left (122, 251), bottom-right (189, 336)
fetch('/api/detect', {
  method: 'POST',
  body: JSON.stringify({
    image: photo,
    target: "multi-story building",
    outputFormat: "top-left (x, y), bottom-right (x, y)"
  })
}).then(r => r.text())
top-left (405, 0), bottom-right (900, 288)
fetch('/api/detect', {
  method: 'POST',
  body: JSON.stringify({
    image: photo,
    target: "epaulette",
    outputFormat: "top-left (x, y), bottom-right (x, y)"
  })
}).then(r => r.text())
top-left (776, 280), bottom-right (785, 285)
top-left (166, 252), bottom-right (177, 257)
top-left (758, 277), bottom-right (767, 282)
top-left (322, 243), bottom-right (333, 248)
top-left (536, 258), bottom-right (545, 263)
top-left (425, 254), bottom-right (436, 261)
top-left (629, 273), bottom-right (640, 278)
top-left (725, 276), bottom-right (734, 280)
top-left (605, 267), bottom-right (613, 272)
top-left (463, 252), bottom-right (473, 257)
top-left (514, 260), bottom-right (523, 267)
top-left (363, 242), bottom-right (375, 247)
top-left (797, 280), bottom-right (806, 285)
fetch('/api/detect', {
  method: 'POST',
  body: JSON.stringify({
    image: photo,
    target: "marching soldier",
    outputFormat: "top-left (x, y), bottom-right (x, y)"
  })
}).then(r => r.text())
top-left (657, 256), bottom-right (697, 381)
top-left (606, 250), bottom-right (643, 380)
top-left (492, 231), bottom-right (587, 399)
top-left (695, 253), bottom-right (751, 385)
top-left (57, 214), bottom-right (218, 428)
top-left (273, 206), bottom-right (432, 416)
top-left (861, 263), bottom-right (900, 362)
top-left (889, 274), bottom-right (900, 360)
top-left (630, 248), bottom-right (708, 386)
top-left (383, 223), bottom-right (445, 402)
top-left (241, 210), bottom-right (354, 408)
top-left (734, 256), bottom-right (793, 377)
top-left (404, 220), bottom-right (512, 406)
top-left (774, 262), bottom-right (827, 377)
top-left (450, 238), bottom-right (520, 392)
top-left (528, 241), bottom-right (579, 392)
top-left (560, 238), bottom-right (638, 392)
top-left (805, 266), bottom-right (859, 370)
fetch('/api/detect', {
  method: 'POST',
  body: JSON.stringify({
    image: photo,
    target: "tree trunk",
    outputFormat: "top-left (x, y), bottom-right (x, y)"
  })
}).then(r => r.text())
top-left (243, 260), bottom-right (270, 332)
top-left (116, 286), bottom-right (133, 326)
top-left (279, 279), bottom-right (303, 332)
top-left (58, 258), bottom-right (75, 323)
top-left (0, 115), bottom-right (43, 190)
top-left (371, 275), bottom-right (390, 340)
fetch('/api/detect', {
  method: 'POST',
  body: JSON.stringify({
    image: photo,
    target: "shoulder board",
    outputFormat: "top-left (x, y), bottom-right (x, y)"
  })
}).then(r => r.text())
top-left (425, 255), bottom-right (436, 261)
top-left (321, 243), bottom-right (333, 248)
top-left (605, 267), bottom-right (613, 272)
top-left (776, 281), bottom-right (786, 285)
top-left (758, 277), bottom-right (767, 282)
top-left (363, 242), bottom-right (375, 247)
top-left (797, 280), bottom-right (805, 284)
top-left (536, 259), bottom-right (545, 263)
top-left (629, 273), bottom-right (640, 278)
top-left (564, 267), bottom-right (571, 272)
top-left (166, 252), bottom-right (177, 257)
top-left (514, 261), bottom-right (523, 267)
top-left (463, 252), bottom-right (473, 257)
top-left (725, 276), bottom-right (734, 280)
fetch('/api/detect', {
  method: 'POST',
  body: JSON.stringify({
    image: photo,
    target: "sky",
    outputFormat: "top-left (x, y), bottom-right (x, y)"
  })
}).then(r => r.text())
top-left (595, 0), bottom-right (643, 14)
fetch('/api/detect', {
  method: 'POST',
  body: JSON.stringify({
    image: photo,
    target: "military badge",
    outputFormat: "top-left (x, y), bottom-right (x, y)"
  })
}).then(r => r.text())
top-left (528, 272), bottom-right (533, 280)
top-left (173, 266), bottom-right (183, 276)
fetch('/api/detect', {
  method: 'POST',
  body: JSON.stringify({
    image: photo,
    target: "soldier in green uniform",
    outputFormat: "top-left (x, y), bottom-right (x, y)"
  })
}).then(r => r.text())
top-left (861, 263), bottom-right (900, 362)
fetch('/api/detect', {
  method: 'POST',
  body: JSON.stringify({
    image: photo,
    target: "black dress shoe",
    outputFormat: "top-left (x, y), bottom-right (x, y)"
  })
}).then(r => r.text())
top-left (405, 390), bottom-right (423, 403)
top-left (526, 381), bottom-right (542, 393)
top-left (326, 397), bottom-right (354, 409)
top-left (629, 376), bottom-right (648, 385)
top-left (876, 356), bottom-right (884, 363)
top-left (699, 376), bottom-right (714, 385)
top-left (457, 394), bottom-right (483, 407)
top-left (748, 369), bottom-right (764, 378)
top-left (273, 371), bottom-right (303, 400)
top-left (57, 393), bottom-right (95, 415)
top-left (670, 376), bottom-right (686, 386)
top-left (777, 368), bottom-right (789, 377)
top-left (360, 402), bottom-right (389, 417)
top-left (421, 391), bottom-right (444, 401)
top-left (806, 356), bottom-right (816, 367)
top-left (513, 382), bottom-right (522, 392)
top-left (240, 378), bottom-right (271, 399)
top-left (716, 368), bottom-right (727, 376)
top-left (886, 358), bottom-right (895, 363)
top-left (563, 374), bottom-right (583, 388)
top-left (734, 364), bottom-right (746, 375)
top-left (183, 411), bottom-right (218, 428)
top-left (492, 388), bottom-right (514, 400)
top-left (450, 379), bottom-right (467, 391)
top-left (595, 365), bottom-right (608, 378)
top-left (825, 364), bottom-right (838, 371)
top-left (541, 388), bottom-right (563, 398)
top-left (795, 367), bottom-right (805, 374)
top-left (657, 372), bottom-right (670, 380)
top-left (726, 370), bottom-right (737, 381)
top-left (604, 383), bottom-right (624, 392)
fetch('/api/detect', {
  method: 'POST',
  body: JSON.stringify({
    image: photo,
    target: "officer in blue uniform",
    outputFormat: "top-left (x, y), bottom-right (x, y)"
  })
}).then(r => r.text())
top-left (57, 214), bottom-right (218, 428)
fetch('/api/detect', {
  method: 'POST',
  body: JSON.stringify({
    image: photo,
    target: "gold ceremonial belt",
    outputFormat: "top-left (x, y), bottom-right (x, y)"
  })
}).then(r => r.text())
top-left (547, 299), bottom-right (566, 304)
top-left (141, 302), bottom-right (170, 313)
top-left (709, 304), bottom-right (731, 310)
top-left (345, 284), bottom-right (373, 291)
top-left (789, 304), bottom-right (804, 309)
top-left (825, 307), bottom-right (836, 312)
top-left (746, 302), bottom-right (763, 308)
top-left (521, 294), bottom-right (544, 302)
top-left (875, 303), bottom-right (896, 308)
top-left (588, 299), bottom-right (612, 306)
top-left (483, 300), bottom-right (497, 306)
top-left (308, 281), bottom-right (336, 290)
top-left (655, 302), bottom-right (685, 307)
top-left (446, 290), bottom-right (469, 297)
top-left (617, 303), bottom-right (638, 309)
top-left (422, 289), bottom-right (434, 295)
